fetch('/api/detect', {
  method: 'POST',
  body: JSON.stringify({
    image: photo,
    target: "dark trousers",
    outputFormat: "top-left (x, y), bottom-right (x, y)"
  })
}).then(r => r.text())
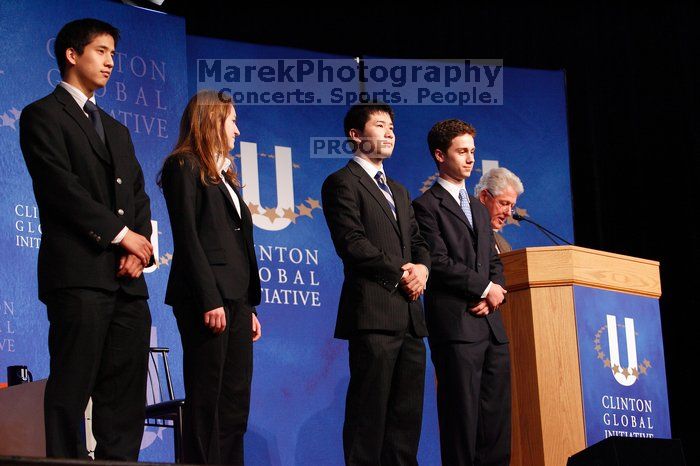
top-left (430, 333), bottom-right (511, 466)
top-left (44, 287), bottom-right (151, 460)
top-left (343, 329), bottom-right (426, 466)
top-left (175, 299), bottom-right (253, 465)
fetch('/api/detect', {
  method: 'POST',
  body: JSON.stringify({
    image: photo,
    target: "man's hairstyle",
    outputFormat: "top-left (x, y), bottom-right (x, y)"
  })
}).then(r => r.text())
top-left (343, 102), bottom-right (395, 138)
top-left (427, 119), bottom-right (476, 166)
top-left (474, 167), bottom-right (524, 197)
top-left (55, 18), bottom-right (120, 77)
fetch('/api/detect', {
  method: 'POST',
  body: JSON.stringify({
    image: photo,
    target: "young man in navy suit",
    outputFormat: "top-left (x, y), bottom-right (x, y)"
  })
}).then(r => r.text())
top-left (19, 19), bottom-right (153, 460)
top-left (322, 103), bottom-right (431, 465)
top-left (413, 119), bottom-right (510, 466)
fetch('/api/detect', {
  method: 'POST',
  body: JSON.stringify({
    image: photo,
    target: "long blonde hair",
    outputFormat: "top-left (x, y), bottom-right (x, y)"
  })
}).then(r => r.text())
top-left (159, 90), bottom-right (239, 187)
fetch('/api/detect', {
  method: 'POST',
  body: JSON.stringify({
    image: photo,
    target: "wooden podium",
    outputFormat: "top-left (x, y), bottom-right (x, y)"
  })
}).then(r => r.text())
top-left (498, 246), bottom-right (661, 466)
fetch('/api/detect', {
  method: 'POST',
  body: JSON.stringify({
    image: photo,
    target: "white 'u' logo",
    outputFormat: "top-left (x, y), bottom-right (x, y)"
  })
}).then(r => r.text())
top-left (239, 142), bottom-right (295, 231)
top-left (606, 314), bottom-right (639, 386)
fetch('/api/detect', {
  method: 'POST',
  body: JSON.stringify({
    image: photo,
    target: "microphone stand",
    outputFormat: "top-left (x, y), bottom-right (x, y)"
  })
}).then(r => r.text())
top-left (512, 213), bottom-right (573, 246)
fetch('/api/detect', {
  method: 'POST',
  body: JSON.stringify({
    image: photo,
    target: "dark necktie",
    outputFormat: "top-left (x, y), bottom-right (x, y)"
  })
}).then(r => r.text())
top-left (374, 171), bottom-right (396, 219)
top-left (83, 100), bottom-right (105, 144)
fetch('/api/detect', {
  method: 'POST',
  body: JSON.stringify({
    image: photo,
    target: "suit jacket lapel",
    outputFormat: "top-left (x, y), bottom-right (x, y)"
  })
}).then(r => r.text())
top-left (101, 109), bottom-right (122, 168)
top-left (494, 231), bottom-right (511, 253)
top-left (348, 161), bottom-right (400, 236)
top-left (431, 182), bottom-right (474, 234)
top-left (234, 184), bottom-right (257, 262)
top-left (470, 193), bottom-right (490, 249)
top-left (53, 86), bottom-right (112, 166)
top-left (386, 177), bottom-right (407, 239)
top-left (217, 180), bottom-right (243, 224)
top-left (234, 184), bottom-right (252, 227)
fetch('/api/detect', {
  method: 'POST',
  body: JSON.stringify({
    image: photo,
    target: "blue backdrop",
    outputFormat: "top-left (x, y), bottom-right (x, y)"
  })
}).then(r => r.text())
top-left (1, 2), bottom-right (574, 464)
top-left (363, 57), bottom-right (574, 250)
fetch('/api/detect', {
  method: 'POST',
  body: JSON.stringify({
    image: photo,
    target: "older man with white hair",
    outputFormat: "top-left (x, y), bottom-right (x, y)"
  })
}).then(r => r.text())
top-left (475, 167), bottom-right (524, 253)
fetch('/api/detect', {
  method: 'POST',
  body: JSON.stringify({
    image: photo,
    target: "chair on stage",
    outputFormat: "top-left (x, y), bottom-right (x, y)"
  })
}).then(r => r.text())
top-left (145, 347), bottom-right (185, 463)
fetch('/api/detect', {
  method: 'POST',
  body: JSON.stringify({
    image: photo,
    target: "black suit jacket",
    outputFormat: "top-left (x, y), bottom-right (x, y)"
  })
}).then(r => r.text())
top-left (19, 85), bottom-right (151, 301)
top-left (161, 154), bottom-right (261, 313)
top-left (413, 182), bottom-right (507, 343)
top-left (322, 160), bottom-right (431, 339)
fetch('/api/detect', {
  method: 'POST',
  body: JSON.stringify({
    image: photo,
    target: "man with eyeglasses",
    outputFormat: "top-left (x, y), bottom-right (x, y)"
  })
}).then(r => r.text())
top-left (413, 119), bottom-right (510, 466)
top-left (475, 167), bottom-right (524, 253)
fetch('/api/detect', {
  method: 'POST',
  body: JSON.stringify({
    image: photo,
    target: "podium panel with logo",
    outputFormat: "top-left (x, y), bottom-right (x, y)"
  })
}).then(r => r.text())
top-left (499, 246), bottom-right (670, 466)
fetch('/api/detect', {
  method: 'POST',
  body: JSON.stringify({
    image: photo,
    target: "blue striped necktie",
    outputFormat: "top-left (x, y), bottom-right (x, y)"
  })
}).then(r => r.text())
top-left (459, 188), bottom-right (473, 227)
top-left (375, 171), bottom-right (396, 219)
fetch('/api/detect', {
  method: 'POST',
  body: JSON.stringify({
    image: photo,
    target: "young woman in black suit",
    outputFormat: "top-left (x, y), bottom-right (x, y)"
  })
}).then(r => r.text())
top-left (159, 90), bottom-right (262, 465)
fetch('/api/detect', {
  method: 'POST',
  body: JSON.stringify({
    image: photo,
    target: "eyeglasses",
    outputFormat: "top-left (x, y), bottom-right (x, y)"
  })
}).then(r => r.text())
top-left (485, 189), bottom-right (516, 213)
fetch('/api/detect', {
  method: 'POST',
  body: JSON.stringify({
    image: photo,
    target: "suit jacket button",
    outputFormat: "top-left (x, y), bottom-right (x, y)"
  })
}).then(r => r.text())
top-left (117, 208), bottom-right (125, 216)
top-left (116, 177), bottom-right (122, 185)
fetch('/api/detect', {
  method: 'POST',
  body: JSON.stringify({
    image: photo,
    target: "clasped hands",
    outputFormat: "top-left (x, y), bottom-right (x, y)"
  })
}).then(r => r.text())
top-left (116, 230), bottom-right (153, 279)
top-left (400, 262), bottom-right (428, 301)
top-left (469, 283), bottom-right (507, 317)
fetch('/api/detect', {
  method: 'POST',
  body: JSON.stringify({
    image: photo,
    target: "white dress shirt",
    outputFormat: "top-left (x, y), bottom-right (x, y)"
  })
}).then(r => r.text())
top-left (353, 155), bottom-right (387, 190)
top-left (58, 81), bottom-right (95, 118)
top-left (216, 155), bottom-right (242, 217)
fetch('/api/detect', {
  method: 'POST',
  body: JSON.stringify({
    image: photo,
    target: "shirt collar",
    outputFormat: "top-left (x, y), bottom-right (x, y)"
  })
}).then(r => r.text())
top-left (353, 155), bottom-right (385, 181)
top-left (59, 81), bottom-right (96, 111)
top-left (437, 176), bottom-right (467, 203)
top-left (216, 154), bottom-right (232, 176)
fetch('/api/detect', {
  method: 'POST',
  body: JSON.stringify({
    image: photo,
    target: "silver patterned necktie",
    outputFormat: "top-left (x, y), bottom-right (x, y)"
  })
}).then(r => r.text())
top-left (459, 188), bottom-right (473, 227)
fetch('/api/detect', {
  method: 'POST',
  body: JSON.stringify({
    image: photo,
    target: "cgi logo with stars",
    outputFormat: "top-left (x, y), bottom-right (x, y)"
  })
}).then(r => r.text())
top-left (0, 69), bottom-right (22, 131)
top-left (594, 314), bottom-right (652, 387)
top-left (0, 106), bottom-right (20, 131)
top-left (237, 141), bottom-right (321, 231)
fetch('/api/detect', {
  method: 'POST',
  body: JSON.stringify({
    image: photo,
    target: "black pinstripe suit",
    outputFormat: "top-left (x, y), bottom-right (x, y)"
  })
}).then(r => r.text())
top-left (322, 159), bottom-right (431, 466)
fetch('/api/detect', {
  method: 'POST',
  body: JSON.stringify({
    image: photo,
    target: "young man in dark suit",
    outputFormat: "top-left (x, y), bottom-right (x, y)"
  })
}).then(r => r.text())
top-left (413, 120), bottom-right (510, 466)
top-left (19, 19), bottom-right (154, 461)
top-left (322, 103), bottom-right (431, 465)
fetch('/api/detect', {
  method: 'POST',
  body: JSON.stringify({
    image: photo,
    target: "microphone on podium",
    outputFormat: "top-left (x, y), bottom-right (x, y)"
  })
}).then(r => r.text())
top-left (511, 211), bottom-right (573, 246)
